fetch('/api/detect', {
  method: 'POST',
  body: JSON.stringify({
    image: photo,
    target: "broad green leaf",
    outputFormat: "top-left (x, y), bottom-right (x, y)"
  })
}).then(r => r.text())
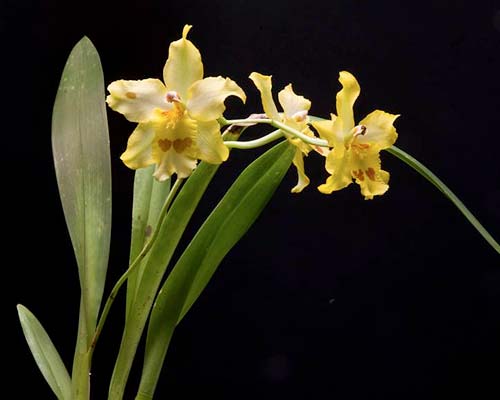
top-left (51, 37), bottom-right (111, 397)
top-left (126, 166), bottom-right (171, 319)
top-left (109, 162), bottom-right (220, 400)
top-left (137, 140), bottom-right (295, 397)
top-left (17, 305), bottom-right (72, 400)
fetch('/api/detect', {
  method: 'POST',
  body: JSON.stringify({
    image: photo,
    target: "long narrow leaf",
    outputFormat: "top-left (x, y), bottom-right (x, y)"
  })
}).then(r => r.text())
top-left (17, 305), bottom-right (72, 400)
top-left (138, 140), bottom-right (295, 397)
top-left (109, 162), bottom-right (220, 400)
top-left (126, 166), bottom-right (154, 318)
top-left (126, 166), bottom-right (170, 318)
top-left (129, 166), bottom-right (155, 263)
top-left (386, 145), bottom-right (500, 254)
top-left (51, 36), bottom-right (112, 396)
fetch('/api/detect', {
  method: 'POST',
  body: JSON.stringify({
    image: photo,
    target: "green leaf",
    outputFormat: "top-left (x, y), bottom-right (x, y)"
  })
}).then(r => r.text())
top-left (386, 145), bottom-right (500, 254)
top-left (51, 36), bottom-right (111, 397)
top-left (17, 305), bottom-right (72, 400)
top-left (137, 140), bottom-right (295, 398)
top-left (126, 166), bottom-right (171, 319)
top-left (52, 36), bottom-right (111, 332)
top-left (109, 162), bottom-right (220, 400)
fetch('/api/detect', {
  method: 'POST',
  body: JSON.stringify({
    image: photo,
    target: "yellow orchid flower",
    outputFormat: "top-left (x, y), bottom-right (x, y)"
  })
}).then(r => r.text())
top-left (106, 25), bottom-right (246, 181)
top-left (312, 71), bottom-right (399, 200)
top-left (249, 72), bottom-right (316, 193)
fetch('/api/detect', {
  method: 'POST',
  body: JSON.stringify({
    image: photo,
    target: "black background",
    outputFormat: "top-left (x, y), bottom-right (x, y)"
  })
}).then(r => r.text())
top-left (4, 0), bottom-right (500, 399)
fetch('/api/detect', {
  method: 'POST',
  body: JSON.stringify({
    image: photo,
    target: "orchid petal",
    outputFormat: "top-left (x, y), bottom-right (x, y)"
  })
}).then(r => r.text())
top-left (106, 79), bottom-right (168, 123)
top-left (357, 110), bottom-right (399, 150)
top-left (187, 76), bottom-right (246, 122)
top-left (291, 149), bottom-right (310, 193)
top-left (149, 112), bottom-right (198, 180)
top-left (350, 151), bottom-right (390, 200)
top-left (311, 114), bottom-right (337, 146)
top-left (249, 72), bottom-right (280, 120)
top-left (163, 25), bottom-right (203, 99)
top-left (334, 71), bottom-right (360, 137)
top-left (278, 84), bottom-right (311, 119)
top-left (153, 151), bottom-right (198, 181)
top-left (318, 145), bottom-right (352, 194)
top-left (195, 120), bottom-right (229, 164)
top-left (120, 122), bottom-right (156, 169)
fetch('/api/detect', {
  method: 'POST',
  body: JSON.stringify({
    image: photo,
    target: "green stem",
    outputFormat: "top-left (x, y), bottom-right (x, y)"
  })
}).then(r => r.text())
top-left (222, 117), bottom-right (329, 147)
top-left (72, 352), bottom-right (90, 400)
top-left (386, 145), bottom-right (500, 254)
top-left (72, 303), bottom-right (91, 400)
top-left (270, 119), bottom-right (328, 147)
top-left (225, 129), bottom-right (284, 149)
top-left (87, 178), bottom-right (184, 365)
top-left (219, 117), bottom-right (272, 126)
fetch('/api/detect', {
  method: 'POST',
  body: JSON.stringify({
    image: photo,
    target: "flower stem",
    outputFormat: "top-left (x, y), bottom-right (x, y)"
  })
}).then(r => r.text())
top-left (87, 178), bottom-right (185, 365)
top-left (270, 119), bottom-right (328, 147)
top-left (222, 117), bottom-right (330, 147)
top-left (219, 117), bottom-right (272, 126)
top-left (225, 129), bottom-right (284, 149)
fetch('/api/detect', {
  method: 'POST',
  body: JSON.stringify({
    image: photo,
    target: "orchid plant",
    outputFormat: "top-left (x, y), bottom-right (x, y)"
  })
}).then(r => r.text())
top-left (17, 25), bottom-right (499, 400)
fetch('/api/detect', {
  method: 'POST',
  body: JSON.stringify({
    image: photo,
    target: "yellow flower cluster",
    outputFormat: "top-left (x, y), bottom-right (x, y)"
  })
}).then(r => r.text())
top-left (107, 25), bottom-right (399, 199)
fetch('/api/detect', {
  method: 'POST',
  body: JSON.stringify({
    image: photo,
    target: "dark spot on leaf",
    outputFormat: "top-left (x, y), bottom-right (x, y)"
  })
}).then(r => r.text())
top-left (145, 225), bottom-right (153, 237)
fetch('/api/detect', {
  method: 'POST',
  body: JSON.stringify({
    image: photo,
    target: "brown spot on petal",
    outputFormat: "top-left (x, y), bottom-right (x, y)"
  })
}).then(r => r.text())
top-left (352, 169), bottom-right (365, 181)
top-left (366, 168), bottom-right (376, 181)
top-left (126, 92), bottom-right (137, 99)
top-left (158, 139), bottom-right (172, 152)
top-left (173, 138), bottom-right (193, 153)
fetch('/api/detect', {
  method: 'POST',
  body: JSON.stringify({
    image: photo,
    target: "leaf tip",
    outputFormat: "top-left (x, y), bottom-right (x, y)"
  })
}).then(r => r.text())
top-left (72, 35), bottom-right (99, 57)
top-left (79, 35), bottom-right (94, 45)
top-left (17, 303), bottom-right (27, 314)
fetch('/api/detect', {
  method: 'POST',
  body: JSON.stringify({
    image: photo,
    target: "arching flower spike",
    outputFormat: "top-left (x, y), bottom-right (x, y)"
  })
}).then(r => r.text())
top-left (249, 72), bottom-right (316, 193)
top-left (312, 71), bottom-right (399, 199)
top-left (106, 25), bottom-right (246, 181)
